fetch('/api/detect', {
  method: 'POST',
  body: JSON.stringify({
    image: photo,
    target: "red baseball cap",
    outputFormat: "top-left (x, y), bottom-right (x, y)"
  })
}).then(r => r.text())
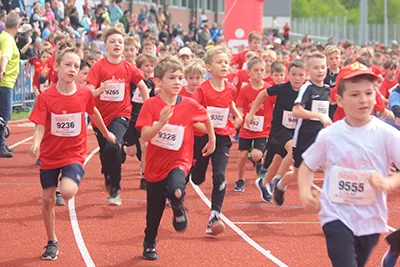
top-left (335, 62), bottom-right (379, 92)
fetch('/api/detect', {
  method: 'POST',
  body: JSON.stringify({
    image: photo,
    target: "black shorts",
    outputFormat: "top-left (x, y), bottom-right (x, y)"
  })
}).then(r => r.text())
top-left (238, 137), bottom-right (267, 152)
top-left (270, 127), bottom-right (294, 149)
top-left (263, 138), bottom-right (288, 169)
top-left (123, 119), bottom-right (141, 147)
top-left (293, 132), bottom-right (319, 168)
top-left (40, 163), bottom-right (84, 189)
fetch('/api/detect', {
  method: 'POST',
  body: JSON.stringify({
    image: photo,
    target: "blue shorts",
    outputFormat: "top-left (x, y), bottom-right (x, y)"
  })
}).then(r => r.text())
top-left (40, 164), bottom-right (84, 189)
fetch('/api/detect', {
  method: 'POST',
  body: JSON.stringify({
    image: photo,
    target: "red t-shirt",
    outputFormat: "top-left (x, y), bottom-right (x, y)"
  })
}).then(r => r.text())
top-left (87, 58), bottom-right (143, 127)
top-left (236, 82), bottom-right (273, 139)
top-left (234, 69), bottom-right (250, 91)
top-left (372, 65), bottom-right (383, 76)
top-left (135, 96), bottom-right (209, 182)
top-left (41, 54), bottom-right (58, 85)
top-left (29, 84), bottom-right (95, 170)
top-left (29, 58), bottom-right (46, 92)
top-left (264, 76), bottom-right (274, 85)
top-left (231, 50), bottom-right (248, 70)
top-left (284, 25), bottom-right (290, 36)
top-left (193, 80), bottom-right (237, 136)
top-left (380, 77), bottom-right (397, 99)
top-left (179, 86), bottom-right (194, 98)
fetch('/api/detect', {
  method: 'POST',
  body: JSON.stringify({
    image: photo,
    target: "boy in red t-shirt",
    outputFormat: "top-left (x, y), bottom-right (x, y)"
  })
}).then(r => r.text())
top-left (27, 48), bottom-right (53, 97)
top-left (380, 59), bottom-right (398, 104)
top-left (29, 47), bottom-right (115, 261)
top-left (232, 51), bottom-right (257, 91)
top-left (179, 60), bottom-right (205, 98)
top-left (192, 46), bottom-right (242, 235)
top-left (136, 56), bottom-right (215, 261)
top-left (262, 49), bottom-right (277, 84)
top-left (234, 57), bottom-right (271, 192)
top-left (86, 27), bottom-right (149, 205)
top-left (231, 31), bottom-right (261, 69)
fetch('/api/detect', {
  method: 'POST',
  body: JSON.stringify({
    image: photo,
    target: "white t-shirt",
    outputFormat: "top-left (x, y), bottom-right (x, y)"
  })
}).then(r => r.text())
top-left (302, 117), bottom-right (400, 236)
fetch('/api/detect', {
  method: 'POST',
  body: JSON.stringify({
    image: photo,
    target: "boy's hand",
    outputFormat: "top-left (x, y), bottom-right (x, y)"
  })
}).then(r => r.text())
top-left (300, 189), bottom-right (320, 213)
top-left (368, 172), bottom-right (388, 192)
top-left (245, 113), bottom-right (254, 128)
top-left (319, 114), bottom-right (332, 128)
top-left (234, 116), bottom-right (243, 128)
top-left (202, 139), bottom-right (216, 157)
top-left (104, 131), bottom-right (116, 144)
top-left (41, 66), bottom-right (49, 77)
top-left (31, 142), bottom-right (40, 157)
top-left (160, 105), bottom-right (173, 123)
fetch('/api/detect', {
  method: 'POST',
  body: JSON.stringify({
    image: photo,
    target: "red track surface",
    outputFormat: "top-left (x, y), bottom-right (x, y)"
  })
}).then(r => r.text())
top-left (1, 121), bottom-right (400, 266)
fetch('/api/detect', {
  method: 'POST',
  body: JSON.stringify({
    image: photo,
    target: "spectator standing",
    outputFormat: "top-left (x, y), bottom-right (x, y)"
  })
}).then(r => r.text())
top-left (283, 22), bottom-right (290, 42)
top-left (209, 23), bottom-right (220, 44)
top-left (200, 9), bottom-right (208, 28)
top-left (121, 10), bottom-right (130, 33)
top-left (164, 4), bottom-right (171, 26)
top-left (158, 24), bottom-right (169, 45)
top-left (16, 24), bottom-right (34, 60)
top-left (109, 0), bottom-right (123, 26)
top-left (272, 16), bottom-right (279, 37)
top-left (0, 10), bottom-right (6, 34)
top-left (0, 12), bottom-right (21, 158)
top-left (198, 24), bottom-right (211, 48)
top-left (156, 7), bottom-right (165, 31)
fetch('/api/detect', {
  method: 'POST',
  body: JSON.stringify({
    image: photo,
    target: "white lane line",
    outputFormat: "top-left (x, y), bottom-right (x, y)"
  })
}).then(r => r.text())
top-left (9, 136), bottom-right (33, 149)
top-left (68, 147), bottom-right (100, 267)
top-left (312, 183), bottom-right (397, 232)
top-left (190, 181), bottom-right (288, 267)
top-left (233, 221), bottom-right (320, 225)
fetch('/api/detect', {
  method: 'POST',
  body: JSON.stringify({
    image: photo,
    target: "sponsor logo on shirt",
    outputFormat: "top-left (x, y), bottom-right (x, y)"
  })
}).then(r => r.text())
top-left (311, 95), bottom-right (320, 99)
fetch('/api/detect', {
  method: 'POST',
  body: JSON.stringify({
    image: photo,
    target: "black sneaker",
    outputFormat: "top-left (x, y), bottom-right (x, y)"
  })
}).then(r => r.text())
top-left (42, 240), bottom-right (58, 260)
top-left (255, 177), bottom-right (272, 202)
top-left (120, 144), bottom-right (127, 164)
top-left (139, 178), bottom-right (147, 190)
top-left (5, 145), bottom-right (13, 153)
top-left (271, 177), bottom-right (285, 206)
top-left (0, 146), bottom-right (13, 158)
top-left (172, 205), bottom-right (188, 232)
top-left (142, 240), bottom-right (158, 260)
top-left (233, 179), bottom-right (245, 192)
top-left (205, 216), bottom-right (225, 235)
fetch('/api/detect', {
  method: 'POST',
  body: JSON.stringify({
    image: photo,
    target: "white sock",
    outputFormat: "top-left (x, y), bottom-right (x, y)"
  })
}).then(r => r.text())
top-left (209, 210), bottom-right (220, 221)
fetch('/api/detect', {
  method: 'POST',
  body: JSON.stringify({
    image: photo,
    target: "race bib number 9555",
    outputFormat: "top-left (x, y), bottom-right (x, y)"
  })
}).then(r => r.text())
top-left (311, 100), bottom-right (329, 121)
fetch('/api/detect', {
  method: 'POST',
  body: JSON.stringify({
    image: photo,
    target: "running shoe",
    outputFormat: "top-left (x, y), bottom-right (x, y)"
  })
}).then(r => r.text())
top-left (42, 240), bottom-right (58, 260)
top-left (271, 177), bottom-right (285, 206)
top-left (140, 178), bottom-right (147, 190)
top-left (55, 192), bottom-right (65, 206)
top-left (255, 177), bottom-right (272, 202)
top-left (205, 216), bottom-right (225, 235)
top-left (233, 179), bottom-right (245, 192)
top-left (108, 189), bottom-right (121, 206)
top-left (172, 205), bottom-right (188, 232)
top-left (382, 247), bottom-right (399, 267)
top-left (142, 240), bottom-right (158, 260)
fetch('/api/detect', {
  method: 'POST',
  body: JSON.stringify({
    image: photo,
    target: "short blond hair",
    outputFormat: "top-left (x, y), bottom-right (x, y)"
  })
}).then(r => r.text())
top-left (262, 49), bottom-right (277, 60)
top-left (184, 59), bottom-right (206, 78)
top-left (104, 27), bottom-right (124, 43)
top-left (245, 51), bottom-right (257, 62)
top-left (359, 47), bottom-right (374, 58)
top-left (324, 45), bottom-right (341, 56)
top-left (136, 53), bottom-right (157, 68)
top-left (306, 51), bottom-right (326, 67)
top-left (248, 31), bottom-right (262, 42)
top-left (124, 36), bottom-right (138, 48)
top-left (154, 56), bottom-right (183, 79)
top-left (204, 46), bottom-right (228, 65)
top-left (56, 47), bottom-right (79, 65)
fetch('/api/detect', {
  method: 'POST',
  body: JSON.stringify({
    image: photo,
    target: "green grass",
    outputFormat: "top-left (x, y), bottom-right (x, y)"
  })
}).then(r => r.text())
top-left (11, 110), bottom-right (31, 121)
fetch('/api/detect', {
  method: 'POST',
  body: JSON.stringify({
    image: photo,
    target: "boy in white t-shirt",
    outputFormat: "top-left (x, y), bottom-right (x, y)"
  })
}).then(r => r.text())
top-left (298, 61), bottom-right (400, 267)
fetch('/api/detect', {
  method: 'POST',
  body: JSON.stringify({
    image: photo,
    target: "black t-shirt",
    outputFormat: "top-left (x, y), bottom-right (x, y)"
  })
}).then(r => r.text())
top-left (267, 82), bottom-right (299, 130)
top-left (130, 78), bottom-right (156, 119)
top-left (324, 68), bottom-right (339, 89)
top-left (294, 80), bottom-right (330, 134)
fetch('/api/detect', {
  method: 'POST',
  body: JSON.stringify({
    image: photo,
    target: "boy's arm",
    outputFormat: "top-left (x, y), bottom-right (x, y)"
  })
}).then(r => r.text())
top-left (88, 107), bottom-right (116, 143)
top-left (292, 104), bottom-right (332, 128)
top-left (298, 162), bottom-right (321, 213)
top-left (245, 90), bottom-right (268, 126)
top-left (369, 172), bottom-right (400, 192)
top-left (137, 80), bottom-right (150, 101)
top-left (230, 101), bottom-right (243, 127)
top-left (31, 124), bottom-right (45, 157)
top-left (87, 83), bottom-right (110, 97)
top-left (201, 117), bottom-right (216, 157)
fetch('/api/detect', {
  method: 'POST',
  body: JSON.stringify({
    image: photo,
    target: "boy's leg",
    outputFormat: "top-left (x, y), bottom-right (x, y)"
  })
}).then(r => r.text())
top-left (191, 135), bottom-right (211, 186)
top-left (355, 233), bottom-right (380, 266)
top-left (59, 164), bottom-right (84, 200)
top-left (40, 168), bottom-right (61, 260)
top-left (273, 140), bottom-right (294, 187)
top-left (322, 220), bottom-right (358, 267)
top-left (207, 135), bottom-right (231, 235)
top-left (235, 138), bottom-right (253, 192)
top-left (139, 137), bottom-right (147, 190)
top-left (166, 168), bottom-right (188, 231)
top-left (143, 179), bottom-right (167, 261)
top-left (121, 121), bottom-right (137, 164)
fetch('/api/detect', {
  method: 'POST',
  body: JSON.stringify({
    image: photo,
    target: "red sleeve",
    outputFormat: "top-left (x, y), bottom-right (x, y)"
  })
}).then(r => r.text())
top-left (135, 99), bottom-right (154, 132)
top-left (374, 92), bottom-right (385, 112)
top-left (130, 64), bottom-right (144, 85)
top-left (192, 86), bottom-right (205, 106)
top-left (236, 88), bottom-right (245, 109)
top-left (380, 81), bottom-right (389, 99)
top-left (84, 86), bottom-right (96, 114)
top-left (86, 63), bottom-right (101, 88)
top-left (231, 51), bottom-right (245, 69)
top-left (189, 99), bottom-right (209, 124)
top-left (330, 87), bottom-right (337, 101)
top-left (29, 94), bottom-right (48, 126)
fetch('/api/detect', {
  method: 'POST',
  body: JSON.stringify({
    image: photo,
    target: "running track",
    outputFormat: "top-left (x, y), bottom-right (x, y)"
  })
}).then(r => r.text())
top-left (1, 120), bottom-right (400, 266)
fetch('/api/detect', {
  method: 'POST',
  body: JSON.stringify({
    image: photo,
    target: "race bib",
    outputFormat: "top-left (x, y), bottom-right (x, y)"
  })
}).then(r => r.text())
top-left (150, 122), bottom-right (185, 151)
top-left (51, 112), bottom-right (82, 137)
top-left (244, 115), bottom-right (264, 132)
top-left (100, 82), bottom-right (125, 102)
top-left (329, 166), bottom-right (376, 205)
top-left (207, 106), bottom-right (229, 129)
top-left (282, 110), bottom-right (297, 129)
top-left (311, 100), bottom-right (329, 121)
top-left (40, 80), bottom-right (49, 92)
top-left (131, 87), bottom-right (148, 103)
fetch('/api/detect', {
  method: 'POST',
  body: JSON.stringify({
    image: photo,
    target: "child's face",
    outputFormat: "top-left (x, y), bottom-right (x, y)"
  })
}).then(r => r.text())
top-left (76, 66), bottom-right (90, 84)
top-left (179, 55), bottom-right (190, 66)
top-left (346, 45), bottom-right (354, 57)
top-left (159, 70), bottom-right (184, 95)
top-left (248, 62), bottom-right (265, 83)
top-left (288, 67), bottom-right (306, 89)
top-left (327, 52), bottom-right (340, 71)
top-left (56, 52), bottom-right (81, 83)
top-left (282, 54), bottom-right (290, 64)
top-left (142, 44), bottom-right (154, 55)
top-left (248, 39), bottom-right (260, 51)
top-left (336, 78), bottom-right (375, 123)
top-left (83, 49), bottom-right (90, 59)
top-left (271, 71), bottom-right (286, 85)
top-left (263, 55), bottom-right (275, 73)
top-left (186, 73), bottom-right (203, 91)
top-left (386, 66), bottom-right (397, 78)
top-left (140, 60), bottom-right (154, 78)
top-left (40, 52), bottom-right (51, 63)
top-left (104, 33), bottom-right (124, 57)
top-left (307, 58), bottom-right (327, 84)
top-left (123, 45), bottom-right (137, 63)
top-left (206, 53), bottom-right (230, 78)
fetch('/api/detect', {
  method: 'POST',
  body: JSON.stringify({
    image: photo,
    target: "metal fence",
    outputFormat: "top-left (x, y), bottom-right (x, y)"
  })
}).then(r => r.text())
top-left (12, 60), bottom-right (35, 110)
top-left (292, 16), bottom-right (400, 45)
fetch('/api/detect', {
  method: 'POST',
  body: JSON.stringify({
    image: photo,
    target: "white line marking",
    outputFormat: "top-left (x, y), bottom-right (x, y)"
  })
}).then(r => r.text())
top-left (233, 221), bottom-right (320, 225)
top-left (312, 183), bottom-right (397, 233)
top-left (9, 136), bottom-right (33, 149)
top-left (68, 147), bottom-right (99, 267)
top-left (190, 181), bottom-right (288, 267)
